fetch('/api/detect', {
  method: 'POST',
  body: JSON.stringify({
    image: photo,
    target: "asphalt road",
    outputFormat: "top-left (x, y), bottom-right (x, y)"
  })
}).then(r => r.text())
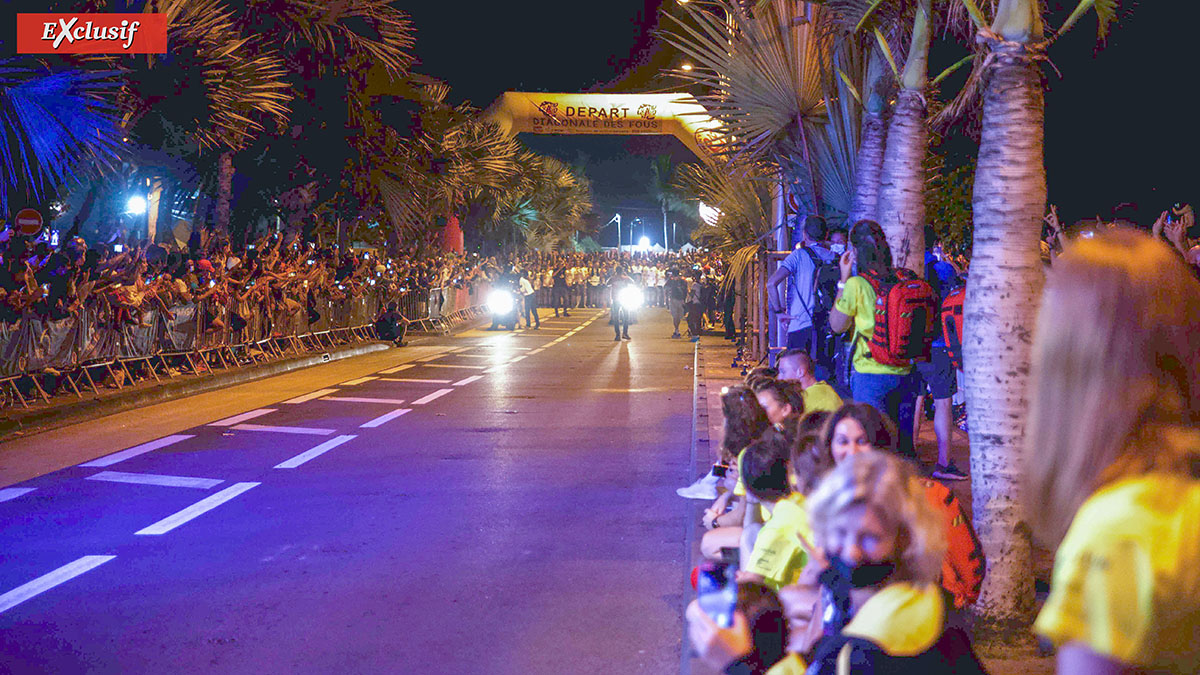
top-left (0, 307), bottom-right (698, 674)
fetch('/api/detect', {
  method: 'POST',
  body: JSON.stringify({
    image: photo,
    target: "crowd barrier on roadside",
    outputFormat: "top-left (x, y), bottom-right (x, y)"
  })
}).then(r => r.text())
top-left (0, 281), bottom-right (492, 409)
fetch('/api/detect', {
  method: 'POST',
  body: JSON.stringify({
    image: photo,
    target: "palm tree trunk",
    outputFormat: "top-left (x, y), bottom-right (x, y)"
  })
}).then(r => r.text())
top-left (848, 110), bottom-right (887, 225)
top-left (215, 151), bottom-right (233, 235)
top-left (963, 34), bottom-right (1046, 654)
top-left (874, 0), bottom-right (931, 273)
top-left (875, 89), bottom-right (927, 272)
top-left (663, 204), bottom-right (669, 252)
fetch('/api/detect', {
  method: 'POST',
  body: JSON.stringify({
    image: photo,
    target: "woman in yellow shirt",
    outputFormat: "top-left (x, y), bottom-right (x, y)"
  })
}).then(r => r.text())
top-left (1027, 229), bottom-right (1200, 674)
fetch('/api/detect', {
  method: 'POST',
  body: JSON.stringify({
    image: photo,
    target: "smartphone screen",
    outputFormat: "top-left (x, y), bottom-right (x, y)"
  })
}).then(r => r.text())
top-left (712, 464), bottom-right (728, 478)
top-left (113, 244), bottom-right (124, 253)
top-left (697, 562), bottom-right (737, 628)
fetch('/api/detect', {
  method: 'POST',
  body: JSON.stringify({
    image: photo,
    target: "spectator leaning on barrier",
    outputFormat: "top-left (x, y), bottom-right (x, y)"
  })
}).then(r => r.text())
top-left (768, 215), bottom-right (835, 356)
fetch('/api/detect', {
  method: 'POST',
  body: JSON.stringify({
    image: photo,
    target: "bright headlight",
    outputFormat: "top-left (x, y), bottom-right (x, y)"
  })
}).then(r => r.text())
top-left (488, 290), bottom-right (515, 315)
top-left (617, 286), bottom-right (644, 310)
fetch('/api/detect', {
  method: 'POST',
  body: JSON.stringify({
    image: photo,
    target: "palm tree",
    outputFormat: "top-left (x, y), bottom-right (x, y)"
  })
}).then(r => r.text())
top-left (674, 157), bottom-right (773, 281)
top-left (661, 0), bottom-right (833, 216)
top-left (650, 155), bottom-right (690, 250)
top-left (874, 0), bottom-right (933, 272)
top-left (949, 0), bottom-right (1121, 650)
top-left (0, 61), bottom-right (127, 217)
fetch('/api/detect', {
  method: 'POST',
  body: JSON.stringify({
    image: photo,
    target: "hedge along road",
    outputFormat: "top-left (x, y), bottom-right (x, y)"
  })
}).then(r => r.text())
top-left (0, 307), bottom-right (697, 674)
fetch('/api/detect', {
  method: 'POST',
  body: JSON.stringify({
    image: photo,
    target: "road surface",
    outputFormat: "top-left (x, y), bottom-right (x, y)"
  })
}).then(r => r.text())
top-left (0, 308), bottom-right (697, 674)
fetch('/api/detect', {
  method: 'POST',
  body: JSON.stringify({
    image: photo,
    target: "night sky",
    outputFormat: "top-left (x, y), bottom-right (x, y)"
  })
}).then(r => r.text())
top-left (405, 0), bottom-right (1196, 243)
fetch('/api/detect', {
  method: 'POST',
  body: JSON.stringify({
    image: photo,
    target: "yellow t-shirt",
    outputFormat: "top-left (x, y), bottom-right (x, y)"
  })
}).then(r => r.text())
top-left (744, 493), bottom-right (812, 590)
top-left (765, 653), bottom-right (807, 675)
top-left (1034, 474), bottom-right (1200, 672)
top-left (801, 381), bottom-right (843, 414)
top-left (833, 276), bottom-right (911, 376)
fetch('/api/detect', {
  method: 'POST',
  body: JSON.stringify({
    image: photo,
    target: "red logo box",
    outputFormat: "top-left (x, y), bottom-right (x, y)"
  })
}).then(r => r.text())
top-left (16, 14), bottom-right (168, 54)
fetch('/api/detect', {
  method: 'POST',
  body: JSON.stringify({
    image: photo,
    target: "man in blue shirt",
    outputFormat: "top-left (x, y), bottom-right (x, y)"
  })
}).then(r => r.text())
top-left (766, 215), bottom-right (835, 363)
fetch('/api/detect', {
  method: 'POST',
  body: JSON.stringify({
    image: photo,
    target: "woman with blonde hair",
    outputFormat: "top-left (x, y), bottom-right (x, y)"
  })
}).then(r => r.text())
top-left (688, 451), bottom-right (985, 674)
top-left (1028, 229), bottom-right (1200, 674)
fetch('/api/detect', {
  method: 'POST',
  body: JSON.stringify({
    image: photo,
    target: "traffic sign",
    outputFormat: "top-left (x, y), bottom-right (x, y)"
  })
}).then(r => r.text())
top-left (14, 208), bottom-right (43, 236)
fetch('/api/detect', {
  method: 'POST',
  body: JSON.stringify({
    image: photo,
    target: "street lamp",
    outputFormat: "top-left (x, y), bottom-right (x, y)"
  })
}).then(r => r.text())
top-left (681, 63), bottom-right (694, 72)
top-left (126, 195), bottom-right (147, 215)
top-left (639, 236), bottom-right (651, 250)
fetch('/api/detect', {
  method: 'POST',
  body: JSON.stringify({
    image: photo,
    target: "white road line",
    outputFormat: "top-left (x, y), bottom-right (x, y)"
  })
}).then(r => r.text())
top-left (360, 408), bottom-right (412, 428)
top-left (208, 409), bottom-right (275, 427)
top-left (0, 555), bottom-right (116, 615)
top-left (529, 348), bottom-right (545, 354)
top-left (378, 377), bottom-right (452, 384)
top-left (379, 364), bottom-right (414, 374)
top-left (87, 471), bottom-right (223, 490)
top-left (451, 354), bottom-right (491, 358)
top-left (482, 366), bottom-right (503, 373)
top-left (453, 375), bottom-right (483, 386)
top-left (416, 355), bottom-right (444, 362)
top-left (480, 346), bottom-right (532, 350)
top-left (135, 482), bottom-right (260, 535)
top-left (283, 389), bottom-right (339, 404)
top-left (0, 487), bottom-right (36, 503)
top-left (80, 434), bottom-right (195, 468)
top-left (231, 424), bottom-right (335, 436)
top-left (274, 435), bottom-right (356, 469)
top-left (422, 363), bottom-right (487, 369)
top-left (339, 376), bottom-right (378, 386)
top-left (509, 355), bottom-right (527, 363)
top-left (322, 396), bottom-right (407, 404)
top-left (411, 389), bottom-right (454, 405)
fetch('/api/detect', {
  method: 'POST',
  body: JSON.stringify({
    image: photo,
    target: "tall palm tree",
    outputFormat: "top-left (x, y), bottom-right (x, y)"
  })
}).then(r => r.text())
top-left (949, 0), bottom-right (1120, 650)
top-left (650, 154), bottom-right (690, 250)
top-left (874, 0), bottom-right (933, 272)
top-left (845, 42), bottom-right (891, 225)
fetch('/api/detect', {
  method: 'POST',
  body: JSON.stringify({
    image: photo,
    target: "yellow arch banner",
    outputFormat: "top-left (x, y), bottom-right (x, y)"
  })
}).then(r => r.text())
top-left (485, 92), bottom-right (722, 161)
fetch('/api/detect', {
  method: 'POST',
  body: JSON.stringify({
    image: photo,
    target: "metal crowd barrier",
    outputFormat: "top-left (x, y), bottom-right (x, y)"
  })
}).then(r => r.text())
top-left (0, 281), bottom-right (493, 409)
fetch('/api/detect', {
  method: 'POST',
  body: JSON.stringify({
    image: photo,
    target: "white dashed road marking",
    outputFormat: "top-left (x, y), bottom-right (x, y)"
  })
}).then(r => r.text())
top-left (0, 555), bottom-right (116, 615)
top-left (422, 363), bottom-right (487, 369)
top-left (135, 482), bottom-right (260, 535)
top-left (379, 377), bottom-right (452, 384)
top-left (231, 424), bottom-right (335, 436)
top-left (80, 434), bottom-right (196, 467)
top-left (359, 408), bottom-right (412, 429)
top-left (208, 409), bottom-right (275, 427)
top-left (339, 376), bottom-right (378, 386)
top-left (0, 487), bottom-right (36, 503)
top-left (379, 364), bottom-right (414, 374)
top-left (86, 471), bottom-right (223, 490)
top-left (411, 389), bottom-right (454, 405)
top-left (322, 396), bottom-right (407, 404)
top-left (452, 375), bottom-right (483, 386)
top-left (283, 389), bottom-right (339, 404)
top-left (274, 435), bottom-right (357, 469)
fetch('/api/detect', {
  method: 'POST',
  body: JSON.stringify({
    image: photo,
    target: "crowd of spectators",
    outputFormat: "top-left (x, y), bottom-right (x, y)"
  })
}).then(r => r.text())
top-left (682, 208), bottom-right (1200, 674)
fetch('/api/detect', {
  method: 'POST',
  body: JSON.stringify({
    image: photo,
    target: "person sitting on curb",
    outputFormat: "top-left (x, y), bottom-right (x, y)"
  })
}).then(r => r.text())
top-left (775, 349), bottom-right (843, 415)
top-left (374, 302), bottom-right (408, 347)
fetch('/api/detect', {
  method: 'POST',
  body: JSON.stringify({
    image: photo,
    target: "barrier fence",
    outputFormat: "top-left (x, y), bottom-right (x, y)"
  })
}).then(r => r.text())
top-left (0, 281), bottom-right (492, 409)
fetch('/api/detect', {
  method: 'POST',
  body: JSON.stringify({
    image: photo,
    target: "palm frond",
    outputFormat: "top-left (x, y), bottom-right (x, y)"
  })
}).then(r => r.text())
top-left (0, 61), bottom-right (127, 213)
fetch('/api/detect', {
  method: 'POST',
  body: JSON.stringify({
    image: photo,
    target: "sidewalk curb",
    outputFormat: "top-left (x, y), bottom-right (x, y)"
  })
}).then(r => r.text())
top-left (0, 342), bottom-right (388, 441)
top-left (1, 314), bottom-right (491, 441)
top-left (680, 341), bottom-right (714, 675)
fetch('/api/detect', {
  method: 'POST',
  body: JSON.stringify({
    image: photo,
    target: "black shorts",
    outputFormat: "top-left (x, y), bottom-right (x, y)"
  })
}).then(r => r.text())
top-left (915, 345), bottom-right (957, 399)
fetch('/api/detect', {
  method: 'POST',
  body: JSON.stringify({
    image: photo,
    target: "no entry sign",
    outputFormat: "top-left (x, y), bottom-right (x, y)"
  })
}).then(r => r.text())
top-left (14, 208), bottom-right (44, 236)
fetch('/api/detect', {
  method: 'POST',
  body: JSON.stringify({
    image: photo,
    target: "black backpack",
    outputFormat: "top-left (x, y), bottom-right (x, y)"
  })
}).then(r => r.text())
top-left (801, 247), bottom-right (842, 315)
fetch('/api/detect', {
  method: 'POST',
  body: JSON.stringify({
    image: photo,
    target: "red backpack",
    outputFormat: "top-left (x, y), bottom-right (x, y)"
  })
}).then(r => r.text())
top-left (861, 269), bottom-right (938, 367)
top-left (940, 285), bottom-right (966, 370)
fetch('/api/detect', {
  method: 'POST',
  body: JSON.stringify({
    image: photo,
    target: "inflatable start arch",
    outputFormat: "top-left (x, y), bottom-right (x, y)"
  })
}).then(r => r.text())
top-left (484, 92), bottom-right (722, 161)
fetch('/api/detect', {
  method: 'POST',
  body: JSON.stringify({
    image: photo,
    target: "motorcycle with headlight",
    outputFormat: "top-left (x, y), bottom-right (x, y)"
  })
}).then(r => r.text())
top-left (617, 286), bottom-right (644, 311)
top-left (487, 288), bottom-right (519, 330)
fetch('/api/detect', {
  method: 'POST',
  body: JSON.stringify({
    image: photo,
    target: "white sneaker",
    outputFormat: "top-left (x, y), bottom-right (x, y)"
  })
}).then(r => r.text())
top-left (676, 471), bottom-right (719, 500)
